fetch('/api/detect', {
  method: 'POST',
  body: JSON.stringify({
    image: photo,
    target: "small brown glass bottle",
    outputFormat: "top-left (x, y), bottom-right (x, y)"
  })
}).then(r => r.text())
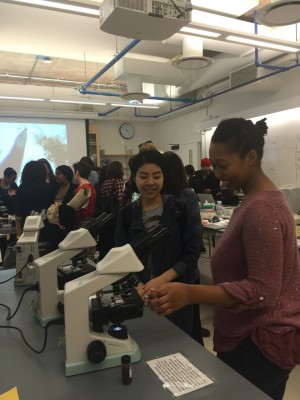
top-left (121, 355), bottom-right (132, 385)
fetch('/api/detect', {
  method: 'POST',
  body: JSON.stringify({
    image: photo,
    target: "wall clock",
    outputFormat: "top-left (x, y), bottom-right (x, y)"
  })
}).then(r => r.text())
top-left (119, 122), bottom-right (135, 139)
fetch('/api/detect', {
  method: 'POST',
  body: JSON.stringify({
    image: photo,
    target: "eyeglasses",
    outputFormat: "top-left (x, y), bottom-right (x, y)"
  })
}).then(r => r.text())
top-left (138, 140), bottom-right (153, 148)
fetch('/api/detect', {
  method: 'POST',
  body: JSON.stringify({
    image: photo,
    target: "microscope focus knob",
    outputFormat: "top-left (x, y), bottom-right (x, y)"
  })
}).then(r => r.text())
top-left (87, 340), bottom-right (107, 364)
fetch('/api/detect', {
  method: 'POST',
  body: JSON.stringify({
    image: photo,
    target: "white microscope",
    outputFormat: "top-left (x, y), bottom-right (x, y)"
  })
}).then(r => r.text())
top-left (32, 228), bottom-right (97, 327)
top-left (31, 213), bottom-right (114, 327)
top-left (64, 244), bottom-right (144, 376)
top-left (14, 215), bottom-right (44, 286)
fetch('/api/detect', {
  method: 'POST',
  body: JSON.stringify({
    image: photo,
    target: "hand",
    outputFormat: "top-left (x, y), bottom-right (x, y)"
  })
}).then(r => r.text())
top-left (145, 282), bottom-right (190, 316)
top-left (141, 275), bottom-right (170, 300)
top-left (136, 276), bottom-right (169, 300)
top-left (136, 282), bottom-right (147, 298)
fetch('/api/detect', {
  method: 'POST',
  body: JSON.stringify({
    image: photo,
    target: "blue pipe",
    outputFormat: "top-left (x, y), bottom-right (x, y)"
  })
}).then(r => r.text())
top-left (254, 10), bottom-right (300, 71)
top-left (98, 106), bottom-right (122, 116)
top-left (81, 88), bottom-right (193, 103)
top-left (80, 39), bottom-right (141, 91)
top-left (135, 61), bottom-right (300, 119)
top-left (81, 89), bottom-right (121, 97)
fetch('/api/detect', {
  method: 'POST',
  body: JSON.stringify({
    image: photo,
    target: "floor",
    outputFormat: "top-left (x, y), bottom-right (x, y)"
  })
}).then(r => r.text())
top-left (198, 251), bottom-right (300, 400)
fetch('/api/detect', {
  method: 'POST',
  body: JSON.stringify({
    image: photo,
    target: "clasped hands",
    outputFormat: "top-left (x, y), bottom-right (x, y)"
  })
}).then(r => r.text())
top-left (136, 279), bottom-right (189, 317)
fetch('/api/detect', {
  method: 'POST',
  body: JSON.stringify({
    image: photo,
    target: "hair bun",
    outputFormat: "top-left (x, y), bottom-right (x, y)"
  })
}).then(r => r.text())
top-left (255, 118), bottom-right (268, 136)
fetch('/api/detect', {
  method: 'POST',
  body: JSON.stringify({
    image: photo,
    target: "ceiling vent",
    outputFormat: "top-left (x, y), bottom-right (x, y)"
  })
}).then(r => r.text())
top-left (229, 63), bottom-right (281, 93)
top-left (230, 63), bottom-right (260, 88)
top-left (256, 0), bottom-right (300, 26)
top-left (172, 36), bottom-right (214, 70)
top-left (100, 0), bottom-right (190, 40)
top-left (121, 76), bottom-right (150, 101)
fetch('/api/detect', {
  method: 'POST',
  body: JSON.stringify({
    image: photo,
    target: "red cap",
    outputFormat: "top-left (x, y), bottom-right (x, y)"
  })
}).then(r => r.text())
top-left (201, 158), bottom-right (211, 167)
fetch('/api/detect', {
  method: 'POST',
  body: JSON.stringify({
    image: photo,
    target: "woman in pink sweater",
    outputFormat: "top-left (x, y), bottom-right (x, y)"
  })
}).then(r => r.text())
top-left (147, 118), bottom-right (300, 400)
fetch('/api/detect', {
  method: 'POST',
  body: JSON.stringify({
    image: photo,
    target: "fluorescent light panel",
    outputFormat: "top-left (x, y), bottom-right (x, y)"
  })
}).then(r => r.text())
top-left (180, 27), bottom-right (220, 38)
top-left (50, 99), bottom-right (106, 106)
top-left (111, 103), bottom-right (159, 109)
top-left (0, 96), bottom-right (44, 101)
top-left (12, 0), bottom-right (99, 15)
top-left (0, 96), bottom-right (107, 105)
top-left (226, 35), bottom-right (300, 53)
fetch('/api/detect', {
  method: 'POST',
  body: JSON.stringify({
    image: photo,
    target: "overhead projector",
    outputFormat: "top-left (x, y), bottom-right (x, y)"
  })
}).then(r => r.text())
top-left (99, 0), bottom-right (191, 40)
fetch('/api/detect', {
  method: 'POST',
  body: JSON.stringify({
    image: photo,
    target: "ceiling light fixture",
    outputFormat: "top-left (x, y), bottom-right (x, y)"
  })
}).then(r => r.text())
top-left (0, 95), bottom-right (44, 101)
top-left (180, 27), bottom-right (220, 38)
top-left (111, 103), bottom-right (159, 109)
top-left (226, 35), bottom-right (300, 53)
top-left (12, 0), bottom-right (99, 16)
top-left (50, 99), bottom-right (106, 106)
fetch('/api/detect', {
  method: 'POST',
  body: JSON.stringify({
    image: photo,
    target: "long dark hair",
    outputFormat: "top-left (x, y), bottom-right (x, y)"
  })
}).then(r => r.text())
top-left (163, 151), bottom-right (188, 196)
top-left (21, 160), bottom-right (46, 185)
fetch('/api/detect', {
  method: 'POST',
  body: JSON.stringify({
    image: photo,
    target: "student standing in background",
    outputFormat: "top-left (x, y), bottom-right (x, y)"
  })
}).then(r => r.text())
top-left (80, 156), bottom-right (99, 186)
top-left (184, 164), bottom-right (202, 194)
top-left (0, 167), bottom-right (18, 214)
top-left (163, 151), bottom-right (209, 341)
top-left (147, 118), bottom-right (300, 400)
top-left (72, 161), bottom-right (96, 224)
top-left (196, 157), bottom-right (220, 199)
top-left (54, 165), bottom-right (78, 204)
top-left (38, 158), bottom-right (57, 189)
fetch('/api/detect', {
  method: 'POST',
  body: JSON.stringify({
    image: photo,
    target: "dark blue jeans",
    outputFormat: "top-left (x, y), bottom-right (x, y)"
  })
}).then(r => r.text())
top-left (217, 336), bottom-right (291, 400)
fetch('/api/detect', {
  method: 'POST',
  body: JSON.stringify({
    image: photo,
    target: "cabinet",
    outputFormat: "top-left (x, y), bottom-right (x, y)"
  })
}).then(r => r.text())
top-left (88, 132), bottom-right (99, 166)
top-left (99, 149), bottom-right (134, 179)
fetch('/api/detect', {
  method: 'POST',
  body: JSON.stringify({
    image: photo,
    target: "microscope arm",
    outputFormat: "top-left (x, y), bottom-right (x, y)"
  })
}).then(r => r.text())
top-left (33, 248), bottom-right (86, 326)
top-left (33, 228), bottom-right (97, 327)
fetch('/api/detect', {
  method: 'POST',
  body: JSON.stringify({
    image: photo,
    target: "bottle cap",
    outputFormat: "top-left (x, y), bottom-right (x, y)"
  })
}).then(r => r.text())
top-left (121, 355), bottom-right (131, 364)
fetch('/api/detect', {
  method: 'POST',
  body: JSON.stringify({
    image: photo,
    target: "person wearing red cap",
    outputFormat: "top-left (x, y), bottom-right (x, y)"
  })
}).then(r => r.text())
top-left (195, 157), bottom-right (220, 199)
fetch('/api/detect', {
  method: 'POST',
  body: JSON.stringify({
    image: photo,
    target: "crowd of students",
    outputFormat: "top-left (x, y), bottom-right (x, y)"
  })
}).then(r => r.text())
top-left (1, 118), bottom-right (300, 400)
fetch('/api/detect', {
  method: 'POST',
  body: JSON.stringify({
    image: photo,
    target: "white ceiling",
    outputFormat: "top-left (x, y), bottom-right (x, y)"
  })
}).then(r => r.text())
top-left (0, 0), bottom-right (299, 119)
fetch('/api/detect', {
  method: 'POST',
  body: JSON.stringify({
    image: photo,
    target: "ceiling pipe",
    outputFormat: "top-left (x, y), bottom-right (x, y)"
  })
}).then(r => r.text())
top-left (79, 38), bottom-right (194, 105)
top-left (254, 11), bottom-right (300, 70)
top-left (82, 89), bottom-right (194, 103)
top-left (135, 60), bottom-right (300, 119)
top-left (98, 106), bottom-right (122, 116)
top-left (80, 39), bottom-right (141, 92)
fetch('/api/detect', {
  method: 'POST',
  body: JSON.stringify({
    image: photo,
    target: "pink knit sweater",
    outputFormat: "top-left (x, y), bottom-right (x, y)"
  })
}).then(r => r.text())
top-left (211, 190), bottom-right (300, 369)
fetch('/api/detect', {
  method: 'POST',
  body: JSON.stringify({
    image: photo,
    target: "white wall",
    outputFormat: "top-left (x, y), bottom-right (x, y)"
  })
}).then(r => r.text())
top-left (95, 119), bottom-right (155, 155)
top-left (154, 67), bottom-right (300, 187)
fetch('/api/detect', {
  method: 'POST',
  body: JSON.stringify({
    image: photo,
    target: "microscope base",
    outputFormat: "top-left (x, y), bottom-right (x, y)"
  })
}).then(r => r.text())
top-left (34, 308), bottom-right (63, 327)
top-left (65, 339), bottom-right (141, 376)
top-left (14, 266), bottom-right (36, 287)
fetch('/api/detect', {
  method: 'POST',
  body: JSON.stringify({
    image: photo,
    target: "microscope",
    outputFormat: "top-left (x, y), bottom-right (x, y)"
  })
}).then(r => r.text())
top-left (32, 227), bottom-right (97, 327)
top-left (14, 215), bottom-right (44, 286)
top-left (64, 224), bottom-right (170, 376)
top-left (32, 213), bottom-right (115, 327)
top-left (64, 244), bottom-right (144, 376)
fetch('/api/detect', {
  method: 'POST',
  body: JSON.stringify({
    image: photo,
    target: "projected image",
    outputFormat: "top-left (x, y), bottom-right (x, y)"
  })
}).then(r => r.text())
top-left (0, 123), bottom-right (67, 183)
